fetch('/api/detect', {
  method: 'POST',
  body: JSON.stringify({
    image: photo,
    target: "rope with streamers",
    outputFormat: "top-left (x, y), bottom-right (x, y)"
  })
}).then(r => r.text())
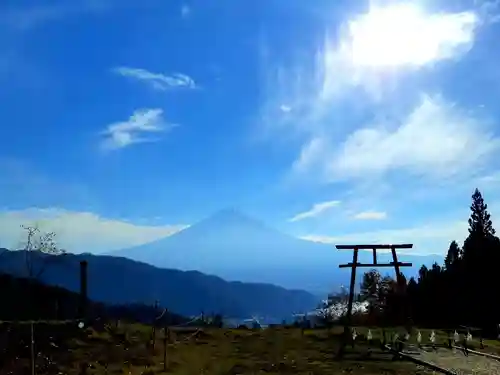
top-left (164, 314), bottom-right (206, 347)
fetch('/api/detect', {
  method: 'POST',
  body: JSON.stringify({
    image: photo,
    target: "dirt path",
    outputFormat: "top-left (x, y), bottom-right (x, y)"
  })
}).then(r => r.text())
top-left (415, 347), bottom-right (500, 375)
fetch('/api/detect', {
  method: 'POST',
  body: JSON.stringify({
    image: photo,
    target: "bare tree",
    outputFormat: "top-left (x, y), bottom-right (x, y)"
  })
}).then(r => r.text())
top-left (20, 225), bottom-right (66, 280)
top-left (19, 225), bottom-right (66, 375)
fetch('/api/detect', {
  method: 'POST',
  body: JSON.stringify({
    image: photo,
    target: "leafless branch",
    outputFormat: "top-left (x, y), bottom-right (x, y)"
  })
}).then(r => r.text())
top-left (20, 225), bottom-right (67, 280)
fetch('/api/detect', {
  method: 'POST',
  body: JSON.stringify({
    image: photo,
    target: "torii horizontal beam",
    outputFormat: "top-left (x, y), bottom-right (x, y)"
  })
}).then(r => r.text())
top-left (336, 244), bottom-right (413, 250)
top-left (339, 262), bottom-right (412, 268)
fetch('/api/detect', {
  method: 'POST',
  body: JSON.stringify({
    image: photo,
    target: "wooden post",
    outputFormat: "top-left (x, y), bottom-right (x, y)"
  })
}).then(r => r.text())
top-left (162, 326), bottom-right (169, 371)
top-left (339, 248), bottom-right (359, 356)
top-left (345, 248), bottom-right (359, 331)
top-left (390, 246), bottom-right (402, 286)
top-left (30, 321), bottom-right (35, 375)
top-left (391, 246), bottom-right (405, 327)
top-left (152, 300), bottom-right (159, 351)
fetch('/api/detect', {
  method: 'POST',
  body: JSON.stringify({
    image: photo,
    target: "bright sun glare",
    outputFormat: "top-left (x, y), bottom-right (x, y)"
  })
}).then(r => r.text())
top-left (341, 3), bottom-right (478, 68)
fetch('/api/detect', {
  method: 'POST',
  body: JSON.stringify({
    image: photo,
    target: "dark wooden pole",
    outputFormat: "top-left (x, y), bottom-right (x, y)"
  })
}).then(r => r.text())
top-left (345, 248), bottom-right (359, 329)
top-left (162, 309), bottom-right (170, 371)
top-left (340, 248), bottom-right (359, 356)
top-left (390, 246), bottom-right (402, 285)
top-left (163, 326), bottom-right (169, 371)
top-left (390, 246), bottom-right (406, 328)
top-left (152, 300), bottom-right (159, 351)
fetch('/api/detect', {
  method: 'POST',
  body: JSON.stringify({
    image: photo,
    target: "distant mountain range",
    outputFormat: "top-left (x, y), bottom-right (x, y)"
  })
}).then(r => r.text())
top-left (111, 209), bottom-right (443, 294)
top-left (0, 249), bottom-right (318, 320)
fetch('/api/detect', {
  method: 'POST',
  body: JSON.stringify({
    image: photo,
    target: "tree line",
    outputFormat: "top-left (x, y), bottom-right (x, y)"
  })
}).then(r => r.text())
top-left (358, 188), bottom-right (500, 336)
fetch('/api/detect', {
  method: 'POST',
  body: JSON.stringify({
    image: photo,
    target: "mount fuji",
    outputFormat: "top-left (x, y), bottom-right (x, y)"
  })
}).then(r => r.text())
top-left (111, 209), bottom-right (441, 294)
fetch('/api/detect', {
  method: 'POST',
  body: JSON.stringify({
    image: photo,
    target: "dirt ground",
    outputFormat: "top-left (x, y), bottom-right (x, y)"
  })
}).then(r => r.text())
top-left (1, 323), bottom-right (500, 374)
top-left (417, 347), bottom-right (500, 375)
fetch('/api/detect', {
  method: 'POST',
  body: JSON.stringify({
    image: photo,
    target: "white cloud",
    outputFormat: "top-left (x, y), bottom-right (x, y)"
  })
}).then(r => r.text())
top-left (325, 95), bottom-right (500, 181)
top-left (280, 104), bottom-right (292, 113)
top-left (0, 208), bottom-right (188, 254)
top-left (299, 198), bottom-right (500, 255)
top-left (259, 2), bottom-right (486, 139)
top-left (353, 211), bottom-right (387, 220)
top-left (477, 0), bottom-right (500, 24)
top-left (288, 200), bottom-right (340, 222)
top-left (318, 3), bottom-right (479, 100)
top-left (113, 67), bottom-right (197, 91)
top-left (341, 4), bottom-right (477, 68)
top-left (300, 220), bottom-right (468, 255)
top-left (100, 108), bottom-right (177, 150)
top-left (181, 4), bottom-right (191, 18)
top-left (292, 137), bottom-right (328, 173)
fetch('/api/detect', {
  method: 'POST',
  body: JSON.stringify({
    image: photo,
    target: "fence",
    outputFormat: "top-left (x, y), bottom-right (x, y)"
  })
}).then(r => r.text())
top-left (0, 314), bottom-right (205, 375)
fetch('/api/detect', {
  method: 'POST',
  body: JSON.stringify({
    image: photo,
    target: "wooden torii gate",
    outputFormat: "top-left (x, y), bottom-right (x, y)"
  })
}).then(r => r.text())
top-left (336, 244), bottom-right (413, 355)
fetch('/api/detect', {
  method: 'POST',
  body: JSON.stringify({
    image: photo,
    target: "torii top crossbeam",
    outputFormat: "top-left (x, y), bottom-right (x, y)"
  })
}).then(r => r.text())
top-left (336, 244), bottom-right (413, 249)
top-left (336, 244), bottom-right (413, 268)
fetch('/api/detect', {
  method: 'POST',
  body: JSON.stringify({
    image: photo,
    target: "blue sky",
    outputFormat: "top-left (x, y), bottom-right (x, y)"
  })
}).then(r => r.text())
top-left (1, 0), bottom-right (500, 255)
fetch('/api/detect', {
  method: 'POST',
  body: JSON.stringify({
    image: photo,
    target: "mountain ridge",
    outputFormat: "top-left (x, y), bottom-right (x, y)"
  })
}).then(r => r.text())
top-left (0, 248), bottom-right (319, 320)
top-left (111, 209), bottom-right (442, 293)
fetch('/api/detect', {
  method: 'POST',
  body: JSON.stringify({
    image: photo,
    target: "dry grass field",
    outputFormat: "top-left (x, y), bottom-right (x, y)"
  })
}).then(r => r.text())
top-left (2, 322), bottom-right (500, 374)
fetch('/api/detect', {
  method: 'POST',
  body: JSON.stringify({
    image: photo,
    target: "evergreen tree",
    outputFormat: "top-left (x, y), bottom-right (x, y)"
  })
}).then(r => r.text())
top-left (444, 240), bottom-right (460, 270)
top-left (461, 188), bottom-right (500, 332)
top-left (360, 270), bottom-right (382, 315)
top-left (417, 265), bottom-right (428, 283)
top-left (468, 188), bottom-right (495, 237)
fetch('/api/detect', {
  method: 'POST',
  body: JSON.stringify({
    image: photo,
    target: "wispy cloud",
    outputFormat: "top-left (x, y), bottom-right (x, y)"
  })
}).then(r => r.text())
top-left (300, 220), bottom-right (468, 255)
top-left (258, 1), bottom-right (500, 242)
top-left (259, 2), bottom-right (482, 139)
top-left (100, 109), bottom-right (177, 151)
top-left (319, 94), bottom-right (500, 181)
top-left (477, 0), bottom-right (500, 24)
top-left (353, 211), bottom-right (387, 220)
top-left (113, 67), bottom-right (197, 91)
top-left (0, 207), bottom-right (188, 253)
top-left (319, 4), bottom-right (479, 101)
top-left (298, 199), bottom-right (500, 255)
top-left (288, 200), bottom-right (340, 222)
top-left (280, 104), bottom-right (292, 113)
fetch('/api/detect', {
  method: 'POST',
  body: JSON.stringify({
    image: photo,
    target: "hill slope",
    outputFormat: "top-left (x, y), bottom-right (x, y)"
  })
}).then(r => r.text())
top-left (111, 209), bottom-right (442, 293)
top-left (0, 272), bottom-right (187, 324)
top-left (0, 249), bottom-right (318, 320)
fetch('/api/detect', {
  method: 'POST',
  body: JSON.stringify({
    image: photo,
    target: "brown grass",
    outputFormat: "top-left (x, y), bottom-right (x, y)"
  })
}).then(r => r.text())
top-left (3, 323), bottom-right (500, 374)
